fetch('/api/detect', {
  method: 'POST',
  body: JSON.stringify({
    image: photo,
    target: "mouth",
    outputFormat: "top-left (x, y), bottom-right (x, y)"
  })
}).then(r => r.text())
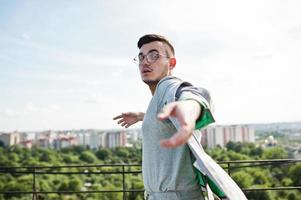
top-left (142, 68), bottom-right (153, 74)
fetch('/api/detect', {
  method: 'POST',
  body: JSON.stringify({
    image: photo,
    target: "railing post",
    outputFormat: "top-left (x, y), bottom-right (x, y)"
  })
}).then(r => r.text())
top-left (122, 165), bottom-right (126, 200)
top-left (227, 163), bottom-right (231, 175)
top-left (32, 166), bottom-right (38, 200)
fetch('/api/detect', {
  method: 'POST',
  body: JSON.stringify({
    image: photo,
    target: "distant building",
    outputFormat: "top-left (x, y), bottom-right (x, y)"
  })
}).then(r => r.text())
top-left (76, 132), bottom-right (90, 147)
top-left (0, 131), bottom-right (20, 147)
top-left (89, 131), bottom-right (107, 149)
top-left (127, 129), bottom-right (142, 141)
top-left (53, 135), bottom-right (77, 149)
top-left (19, 132), bottom-right (35, 148)
top-left (20, 140), bottom-right (33, 148)
top-left (36, 131), bottom-right (56, 148)
top-left (99, 132), bottom-right (107, 147)
top-left (201, 125), bottom-right (255, 148)
top-left (106, 131), bottom-right (127, 148)
top-left (265, 135), bottom-right (277, 147)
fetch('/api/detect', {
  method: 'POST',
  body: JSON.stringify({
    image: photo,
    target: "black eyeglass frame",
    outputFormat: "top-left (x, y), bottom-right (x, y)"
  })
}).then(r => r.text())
top-left (133, 50), bottom-right (169, 65)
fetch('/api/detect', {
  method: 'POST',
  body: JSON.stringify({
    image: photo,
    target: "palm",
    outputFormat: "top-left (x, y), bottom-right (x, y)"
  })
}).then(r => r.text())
top-left (113, 112), bottom-right (141, 128)
top-left (122, 113), bottom-right (139, 124)
top-left (158, 100), bottom-right (200, 148)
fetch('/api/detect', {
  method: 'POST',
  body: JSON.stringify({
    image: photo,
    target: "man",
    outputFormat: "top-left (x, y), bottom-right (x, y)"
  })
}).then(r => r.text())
top-left (114, 34), bottom-right (215, 200)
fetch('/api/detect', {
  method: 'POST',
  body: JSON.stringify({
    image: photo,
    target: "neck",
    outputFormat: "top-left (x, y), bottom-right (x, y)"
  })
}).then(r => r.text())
top-left (149, 83), bottom-right (157, 96)
top-left (144, 75), bottom-right (171, 95)
top-left (143, 80), bottom-right (160, 96)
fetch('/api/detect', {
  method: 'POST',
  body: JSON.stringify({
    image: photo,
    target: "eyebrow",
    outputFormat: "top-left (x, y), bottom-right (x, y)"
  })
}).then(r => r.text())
top-left (138, 49), bottom-right (159, 56)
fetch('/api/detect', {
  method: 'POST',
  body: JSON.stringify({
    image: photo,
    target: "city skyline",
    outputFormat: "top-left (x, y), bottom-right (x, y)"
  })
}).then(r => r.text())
top-left (1, 1), bottom-right (301, 132)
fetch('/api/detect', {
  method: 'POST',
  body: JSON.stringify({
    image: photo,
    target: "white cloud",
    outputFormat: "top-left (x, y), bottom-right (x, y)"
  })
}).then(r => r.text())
top-left (0, 104), bottom-right (60, 118)
top-left (1, 0), bottom-right (301, 131)
top-left (0, 109), bottom-right (19, 117)
top-left (54, 50), bottom-right (131, 67)
top-left (83, 93), bottom-right (108, 105)
top-left (24, 103), bottom-right (60, 115)
top-left (21, 33), bottom-right (31, 40)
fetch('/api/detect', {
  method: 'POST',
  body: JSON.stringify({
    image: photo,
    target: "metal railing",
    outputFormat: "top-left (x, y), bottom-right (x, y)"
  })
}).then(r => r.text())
top-left (0, 159), bottom-right (300, 200)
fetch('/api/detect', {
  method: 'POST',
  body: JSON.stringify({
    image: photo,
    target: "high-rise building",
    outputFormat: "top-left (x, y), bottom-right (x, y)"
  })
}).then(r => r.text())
top-left (19, 132), bottom-right (35, 148)
top-left (53, 135), bottom-right (77, 149)
top-left (106, 131), bottom-right (127, 148)
top-left (89, 131), bottom-right (107, 149)
top-left (0, 132), bottom-right (20, 147)
top-left (201, 125), bottom-right (255, 148)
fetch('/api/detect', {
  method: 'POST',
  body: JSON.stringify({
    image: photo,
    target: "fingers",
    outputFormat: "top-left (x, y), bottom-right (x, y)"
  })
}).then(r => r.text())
top-left (113, 112), bottom-right (135, 128)
top-left (160, 125), bottom-right (192, 148)
top-left (113, 115), bottom-right (123, 120)
top-left (122, 122), bottom-right (131, 128)
top-left (157, 102), bottom-right (177, 120)
top-left (116, 118), bottom-right (131, 128)
top-left (113, 112), bottom-right (132, 120)
top-left (118, 119), bottom-right (127, 126)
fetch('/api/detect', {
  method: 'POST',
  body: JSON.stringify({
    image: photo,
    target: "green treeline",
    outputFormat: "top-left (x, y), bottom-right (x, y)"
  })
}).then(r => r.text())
top-left (0, 142), bottom-right (300, 200)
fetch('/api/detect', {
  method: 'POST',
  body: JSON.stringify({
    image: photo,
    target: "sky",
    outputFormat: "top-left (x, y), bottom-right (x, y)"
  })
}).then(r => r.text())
top-left (0, 0), bottom-right (301, 132)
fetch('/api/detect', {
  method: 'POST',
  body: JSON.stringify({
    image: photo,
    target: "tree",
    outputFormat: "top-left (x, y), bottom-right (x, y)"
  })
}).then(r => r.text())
top-left (250, 146), bottom-right (263, 157)
top-left (39, 151), bottom-right (57, 163)
top-left (68, 178), bottom-right (83, 191)
top-left (79, 151), bottom-right (97, 163)
top-left (226, 141), bottom-right (237, 151)
top-left (249, 169), bottom-right (272, 185)
top-left (227, 141), bottom-right (243, 152)
top-left (247, 190), bottom-right (273, 200)
top-left (231, 171), bottom-right (253, 188)
top-left (62, 154), bottom-right (78, 164)
top-left (288, 163), bottom-right (301, 186)
top-left (96, 148), bottom-right (111, 160)
top-left (114, 147), bottom-right (130, 158)
top-left (0, 141), bottom-right (5, 148)
top-left (287, 191), bottom-right (300, 200)
top-left (227, 150), bottom-right (250, 160)
top-left (262, 147), bottom-right (288, 159)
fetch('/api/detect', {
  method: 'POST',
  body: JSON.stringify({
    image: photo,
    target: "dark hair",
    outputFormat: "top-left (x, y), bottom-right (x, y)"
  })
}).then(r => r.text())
top-left (137, 34), bottom-right (175, 56)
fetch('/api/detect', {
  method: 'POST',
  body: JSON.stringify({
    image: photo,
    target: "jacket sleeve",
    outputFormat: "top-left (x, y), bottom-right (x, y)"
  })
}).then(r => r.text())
top-left (175, 82), bottom-right (215, 129)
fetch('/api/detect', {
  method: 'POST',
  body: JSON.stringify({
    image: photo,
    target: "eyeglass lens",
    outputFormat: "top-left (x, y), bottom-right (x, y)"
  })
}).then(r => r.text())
top-left (138, 51), bottom-right (159, 64)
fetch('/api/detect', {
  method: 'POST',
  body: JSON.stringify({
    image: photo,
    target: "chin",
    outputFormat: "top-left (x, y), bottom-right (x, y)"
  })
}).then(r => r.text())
top-left (142, 78), bottom-right (159, 86)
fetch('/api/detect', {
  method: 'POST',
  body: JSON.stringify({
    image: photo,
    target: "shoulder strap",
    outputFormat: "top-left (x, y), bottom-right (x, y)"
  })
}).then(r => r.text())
top-left (188, 133), bottom-right (248, 200)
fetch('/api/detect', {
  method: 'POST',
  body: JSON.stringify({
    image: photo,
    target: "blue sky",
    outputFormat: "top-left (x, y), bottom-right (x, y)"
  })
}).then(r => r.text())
top-left (1, 0), bottom-right (301, 131)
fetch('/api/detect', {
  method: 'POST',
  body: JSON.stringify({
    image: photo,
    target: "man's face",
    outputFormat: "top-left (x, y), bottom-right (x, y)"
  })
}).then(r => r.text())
top-left (138, 41), bottom-right (173, 86)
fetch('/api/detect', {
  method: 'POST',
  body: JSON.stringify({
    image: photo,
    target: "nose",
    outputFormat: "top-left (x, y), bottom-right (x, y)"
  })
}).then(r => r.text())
top-left (140, 61), bottom-right (151, 73)
top-left (140, 57), bottom-right (150, 66)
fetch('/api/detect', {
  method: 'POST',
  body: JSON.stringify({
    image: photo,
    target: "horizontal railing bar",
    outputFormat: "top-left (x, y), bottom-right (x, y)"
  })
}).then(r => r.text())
top-left (218, 159), bottom-right (301, 164)
top-left (0, 164), bottom-right (142, 170)
top-left (0, 159), bottom-right (299, 171)
top-left (0, 171), bottom-right (142, 175)
top-left (0, 190), bottom-right (145, 194)
top-left (243, 186), bottom-right (301, 191)
top-left (1, 187), bottom-right (301, 194)
top-left (221, 162), bottom-right (297, 170)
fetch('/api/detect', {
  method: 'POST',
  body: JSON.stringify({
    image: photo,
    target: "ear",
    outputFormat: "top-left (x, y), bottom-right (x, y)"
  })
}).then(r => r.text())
top-left (169, 58), bottom-right (176, 69)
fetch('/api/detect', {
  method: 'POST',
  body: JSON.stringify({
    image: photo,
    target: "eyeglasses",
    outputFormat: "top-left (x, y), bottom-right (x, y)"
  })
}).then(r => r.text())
top-left (133, 51), bottom-right (169, 65)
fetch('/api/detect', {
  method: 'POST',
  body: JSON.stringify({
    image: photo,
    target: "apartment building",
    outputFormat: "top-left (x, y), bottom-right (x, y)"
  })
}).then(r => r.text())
top-left (0, 131), bottom-right (20, 147)
top-left (201, 125), bottom-right (255, 148)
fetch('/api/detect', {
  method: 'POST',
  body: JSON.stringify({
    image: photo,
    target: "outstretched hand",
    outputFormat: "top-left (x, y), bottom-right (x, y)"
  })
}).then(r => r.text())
top-left (158, 100), bottom-right (201, 148)
top-left (113, 112), bottom-right (144, 128)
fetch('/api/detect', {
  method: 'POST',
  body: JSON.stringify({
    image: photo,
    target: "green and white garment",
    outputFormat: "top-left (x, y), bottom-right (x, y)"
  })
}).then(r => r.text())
top-left (167, 76), bottom-right (248, 200)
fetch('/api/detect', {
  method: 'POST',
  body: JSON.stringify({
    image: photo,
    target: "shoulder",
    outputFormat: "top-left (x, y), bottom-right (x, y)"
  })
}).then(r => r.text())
top-left (177, 82), bottom-right (211, 99)
top-left (155, 76), bottom-right (183, 95)
top-left (154, 76), bottom-right (184, 104)
top-left (157, 76), bottom-right (183, 89)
